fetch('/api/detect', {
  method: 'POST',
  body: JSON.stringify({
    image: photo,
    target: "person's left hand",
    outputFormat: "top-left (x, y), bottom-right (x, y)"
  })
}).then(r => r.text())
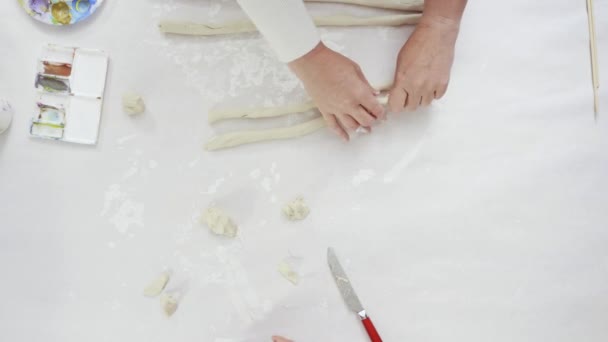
top-left (272, 336), bottom-right (293, 342)
top-left (388, 16), bottom-right (460, 112)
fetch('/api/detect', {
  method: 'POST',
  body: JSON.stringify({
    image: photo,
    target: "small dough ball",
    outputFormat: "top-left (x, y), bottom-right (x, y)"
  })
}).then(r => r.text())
top-left (282, 197), bottom-right (309, 221)
top-left (160, 293), bottom-right (178, 317)
top-left (122, 92), bottom-right (145, 115)
top-left (278, 260), bottom-right (299, 285)
top-left (143, 272), bottom-right (170, 297)
top-left (202, 207), bottom-right (238, 238)
top-left (0, 99), bottom-right (14, 134)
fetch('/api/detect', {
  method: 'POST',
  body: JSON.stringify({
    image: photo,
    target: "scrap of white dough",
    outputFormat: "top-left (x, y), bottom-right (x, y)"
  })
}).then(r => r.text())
top-left (159, 14), bottom-right (421, 36)
top-left (202, 207), bottom-right (238, 238)
top-left (122, 92), bottom-right (145, 115)
top-left (143, 272), bottom-right (170, 297)
top-left (376, 93), bottom-right (390, 106)
top-left (305, 0), bottom-right (424, 11)
top-left (282, 197), bottom-right (310, 221)
top-left (160, 293), bottom-right (178, 317)
top-left (278, 261), bottom-right (299, 285)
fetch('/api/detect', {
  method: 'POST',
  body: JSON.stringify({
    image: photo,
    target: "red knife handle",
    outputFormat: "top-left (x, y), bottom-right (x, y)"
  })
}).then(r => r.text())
top-left (361, 316), bottom-right (382, 342)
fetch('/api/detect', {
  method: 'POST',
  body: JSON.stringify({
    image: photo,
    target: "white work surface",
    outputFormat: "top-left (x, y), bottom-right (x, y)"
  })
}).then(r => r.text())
top-left (1, 1), bottom-right (607, 341)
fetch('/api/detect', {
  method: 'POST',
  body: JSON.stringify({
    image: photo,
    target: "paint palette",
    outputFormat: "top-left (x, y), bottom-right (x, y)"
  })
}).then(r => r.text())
top-left (18, 0), bottom-right (104, 25)
top-left (30, 44), bottom-right (109, 145)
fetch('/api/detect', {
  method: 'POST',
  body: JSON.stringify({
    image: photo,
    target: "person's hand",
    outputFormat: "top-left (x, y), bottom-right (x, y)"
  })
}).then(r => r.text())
top-left (272, 336), bottom-right (293, 342)
top-left (388, 16), bottom-right (460, 112)
top-left (289, 42), bottom-right (385, 141)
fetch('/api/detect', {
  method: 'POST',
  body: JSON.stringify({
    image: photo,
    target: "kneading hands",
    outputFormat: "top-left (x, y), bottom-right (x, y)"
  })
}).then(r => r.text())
top-left (289, 42), bottom-right (385, 141)
top-left (387, 14), bottom-right (460, 113)
top-left (237, 0), bottom-right (468, 141)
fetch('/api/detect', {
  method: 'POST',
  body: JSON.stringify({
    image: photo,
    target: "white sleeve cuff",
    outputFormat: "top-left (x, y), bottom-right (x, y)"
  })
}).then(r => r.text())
top-left (236, 0), bottom-right (321, 62)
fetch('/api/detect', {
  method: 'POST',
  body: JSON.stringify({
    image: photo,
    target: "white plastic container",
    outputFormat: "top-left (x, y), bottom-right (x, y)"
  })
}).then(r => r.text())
top-left (0, 99), bottom-right (13, 134)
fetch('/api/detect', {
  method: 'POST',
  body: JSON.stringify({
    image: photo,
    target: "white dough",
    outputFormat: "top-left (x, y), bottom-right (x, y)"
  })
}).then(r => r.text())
top-left (204, 95), bottom-right (389, 151)
top-left (209, 90), bottom-right (389, 124)
top-left (122, 92), bottom-right (145, 115)
top-left (160, 20), bottom-right (256, 36)
top-left (160, 293), bottom-right (178, 317)
top-left (205, 117), bottom-right (326, 151)
top-left (143, 272), bottom-right (170, 297)
top-left (282, 197), bottom-right (310, 221)
top-left (0, 99), bottom-right (14, 134)
top-left (305, 0), bottom-right (424, 11)
top-left (208, 101), bottom-right (316, 123)
top-left (202, 207), bottom-right (238, 238)
top-left (314, 13), bottom-right (421, 27)
top-left (159, 14), bottom-right (421, 36)
top-left (278, 260), bottom-right (299, 285)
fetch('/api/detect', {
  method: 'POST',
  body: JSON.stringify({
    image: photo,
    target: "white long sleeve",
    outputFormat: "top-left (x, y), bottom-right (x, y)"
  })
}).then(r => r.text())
top-left (236, 0), bottom-right (320, 63)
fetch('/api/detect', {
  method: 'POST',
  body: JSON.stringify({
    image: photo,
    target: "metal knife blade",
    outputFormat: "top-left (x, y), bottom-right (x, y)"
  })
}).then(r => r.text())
top-left (327, 247), bottom-right (364, 313)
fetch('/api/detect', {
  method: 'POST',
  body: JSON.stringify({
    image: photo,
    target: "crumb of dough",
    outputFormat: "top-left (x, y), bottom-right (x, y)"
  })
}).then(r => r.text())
top-left (143, 272), bottom-right (170, 297)
top-left (278, 260), bottom-right (299, 285)
top-left (202, 207), bottom-right (238, 238)
top-left (160, 293), bottom-right (178, 317)
top-left (122, 92), bottom-right (146, 115)
top-left (282, 197), bottom-right (309, 221)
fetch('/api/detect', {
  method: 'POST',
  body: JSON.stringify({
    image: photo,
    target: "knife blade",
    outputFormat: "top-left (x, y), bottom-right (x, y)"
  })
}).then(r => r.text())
top-left (327, 247), bottom-right (382, 342)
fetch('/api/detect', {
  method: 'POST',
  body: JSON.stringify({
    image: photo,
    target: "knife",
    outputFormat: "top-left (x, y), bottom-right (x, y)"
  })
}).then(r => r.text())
top-left (327, 247), bottom-right (382, 342)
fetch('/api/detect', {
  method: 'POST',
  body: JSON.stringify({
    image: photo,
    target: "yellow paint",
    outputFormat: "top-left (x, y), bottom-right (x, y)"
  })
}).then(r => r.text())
top-left (51, 2), bottom-right (71, 25)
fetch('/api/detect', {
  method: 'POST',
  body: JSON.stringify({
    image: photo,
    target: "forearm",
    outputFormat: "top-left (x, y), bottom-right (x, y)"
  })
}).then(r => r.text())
top-left (288, 41), bottom-right (327, 75)
top-left (421, 0), bottom-right (467, 25)
top-left (236, 0), bottom-right (320, 63)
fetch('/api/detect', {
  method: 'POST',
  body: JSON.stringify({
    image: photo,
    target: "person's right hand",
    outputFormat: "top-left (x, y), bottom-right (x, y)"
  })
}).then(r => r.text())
top-left (289, 42), bottom-right (385, 141)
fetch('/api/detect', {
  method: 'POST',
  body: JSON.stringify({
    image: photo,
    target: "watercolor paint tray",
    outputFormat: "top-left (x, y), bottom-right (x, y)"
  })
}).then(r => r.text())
top-left (17, 0), bottom-right (104, 26)
top-left (30, 44), bottom-right (108, 145)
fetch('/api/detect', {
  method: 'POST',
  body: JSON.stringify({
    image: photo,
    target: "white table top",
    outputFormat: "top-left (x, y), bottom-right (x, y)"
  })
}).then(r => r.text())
top-left (1, 0), bottom-right (607, 341)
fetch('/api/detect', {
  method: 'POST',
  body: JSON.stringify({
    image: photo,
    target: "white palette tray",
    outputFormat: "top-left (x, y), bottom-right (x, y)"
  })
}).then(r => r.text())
top-left (30, 44), bottom-right (109, 145)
